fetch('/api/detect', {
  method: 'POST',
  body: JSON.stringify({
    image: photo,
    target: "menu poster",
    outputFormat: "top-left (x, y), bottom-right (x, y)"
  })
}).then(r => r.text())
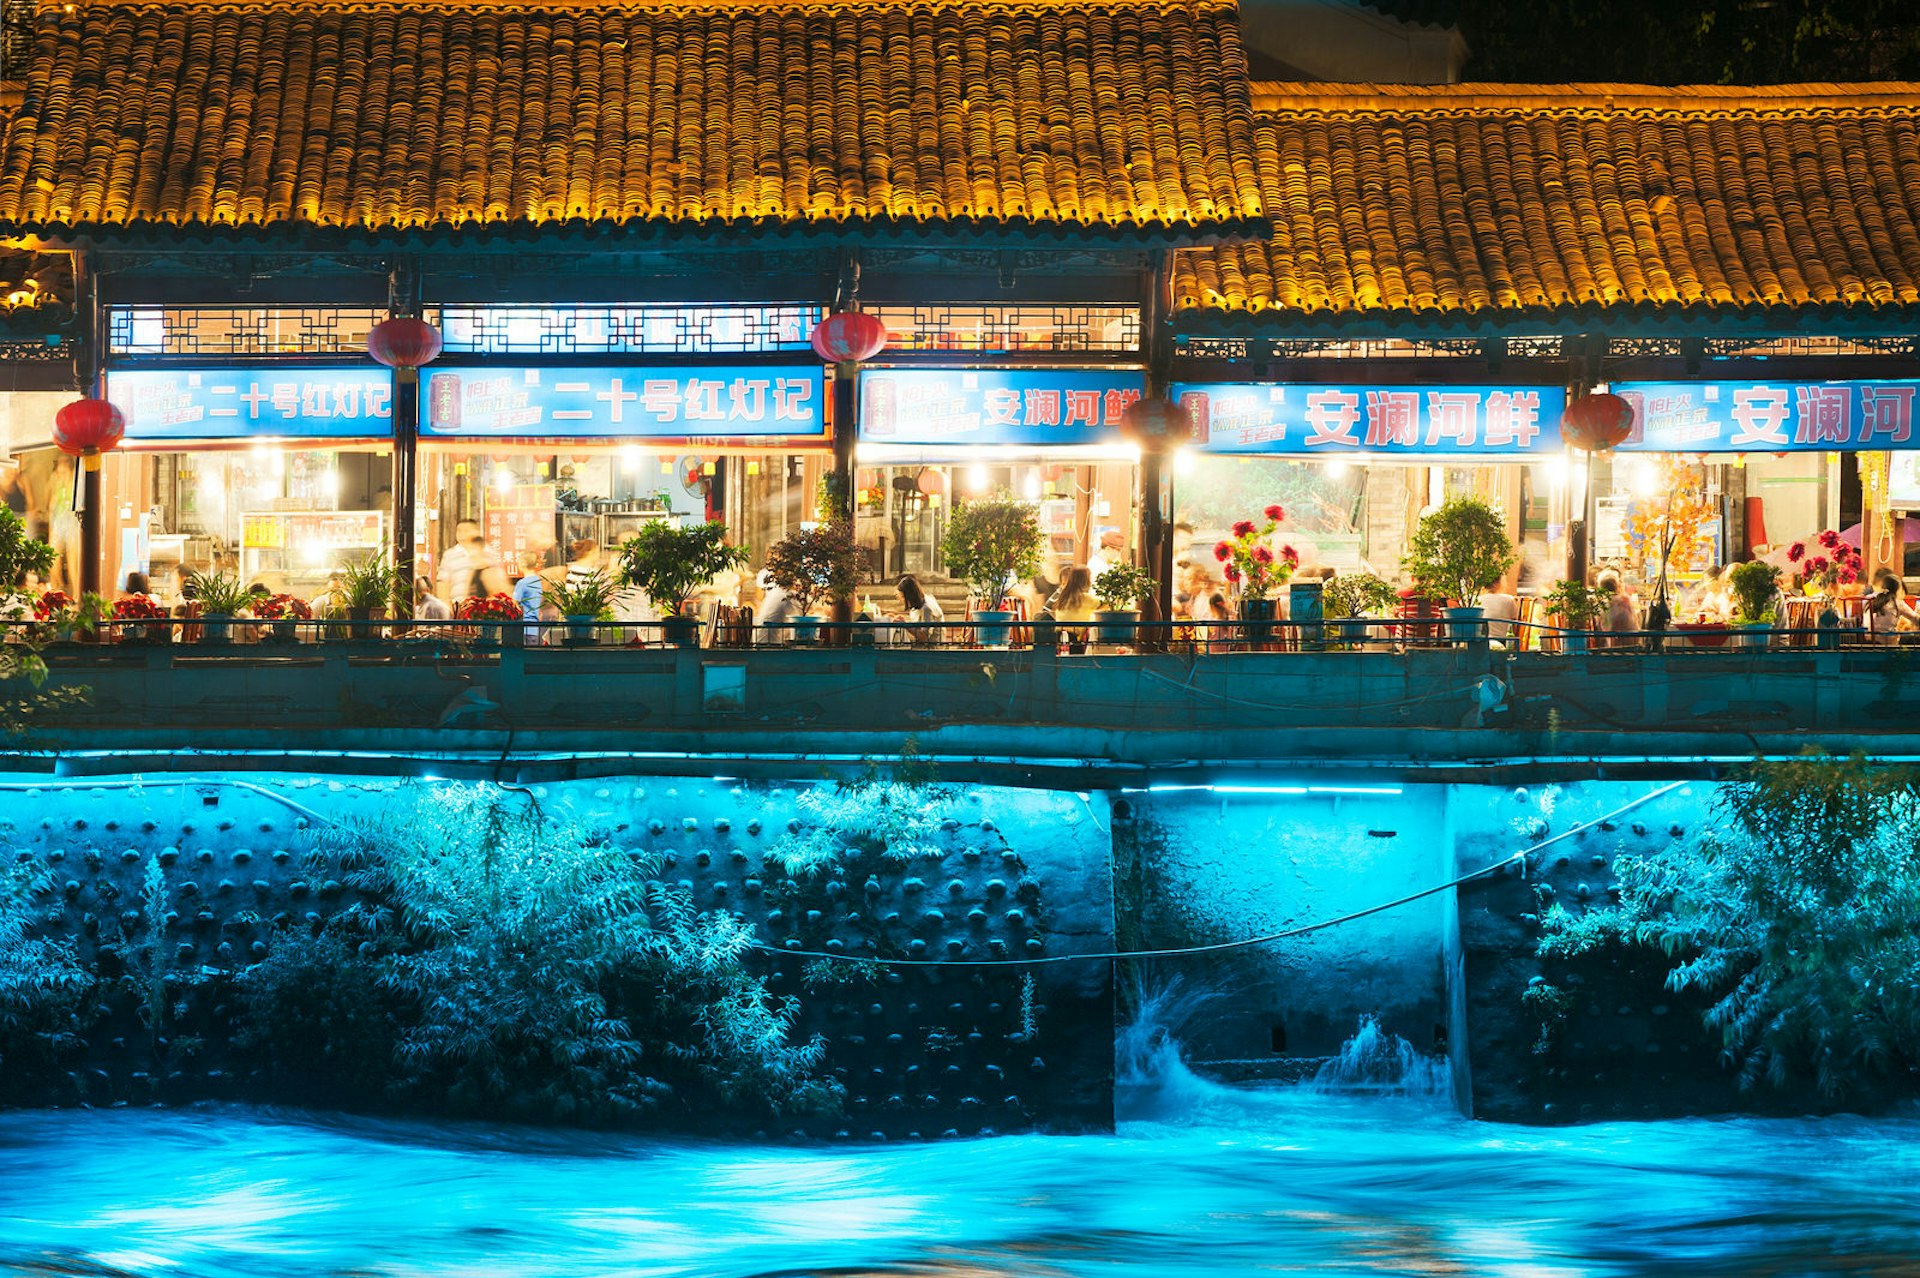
top-left (485, 483), bottom-right (557, 568)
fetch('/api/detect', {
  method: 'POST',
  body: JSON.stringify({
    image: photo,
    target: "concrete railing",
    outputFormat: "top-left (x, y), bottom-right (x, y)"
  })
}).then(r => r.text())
top-left (15, 639), bottom-right (1920, 779)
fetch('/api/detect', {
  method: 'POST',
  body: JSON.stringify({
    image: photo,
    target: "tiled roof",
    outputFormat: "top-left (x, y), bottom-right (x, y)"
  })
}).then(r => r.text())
top-left (1175, 83), bottom-right (1920, 332)
top-left (0, 0), bottom-right (1262, 244)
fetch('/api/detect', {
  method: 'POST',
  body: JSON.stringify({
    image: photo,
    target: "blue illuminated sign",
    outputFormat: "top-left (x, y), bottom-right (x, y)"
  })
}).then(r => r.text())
top-left (421, 367), bottom-right (825, 440)
top-left (105, 367), bottom-right (394, 440)
top-left (858, 369), bottom-right (1146, 445)
top-left (1172, 383), bottom-right (1567, 455)
top-left (1613, 380), bottom-right (1920, 452)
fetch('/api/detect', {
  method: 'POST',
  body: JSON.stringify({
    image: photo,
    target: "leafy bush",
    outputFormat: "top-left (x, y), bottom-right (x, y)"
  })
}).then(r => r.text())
top-left (1093, 563), bottom-right (1155, 612)
top-left (0, 863), bottom-right (90, 1080)
top-left (190, 571), bottom-right (257, 617)
top-left (240, 783), bottom-right (833, 1125)
top-left (1323, 571), bottom-right (1398, 619)
top-left (1403, 495), bottom-right (1515, 606)
top-left (1728, 560), bottom-right (1783, 624)
top-left (769, 749), bottom-right (955, 877)
top-left (616, 521), bottom-right (749, 616)
top-left (764, 521), bottom-right (861, 616)
top-left (1543, 752), bottom-right (1920, 1103)
top-left (547, 570), bottom-right (618, 620)
top-left (940, 492), bottom-right (1043, 612)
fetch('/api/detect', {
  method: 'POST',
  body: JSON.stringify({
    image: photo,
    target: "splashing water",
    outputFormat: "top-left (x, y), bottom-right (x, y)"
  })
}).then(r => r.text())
top-left (1313, 1014), bottom-right (1451, 1098)
top-left (4, 1009), bottom-right (1920, 1278)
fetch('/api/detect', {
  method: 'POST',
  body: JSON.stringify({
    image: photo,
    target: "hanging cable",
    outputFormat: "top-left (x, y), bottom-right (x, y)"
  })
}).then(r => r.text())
top-left (750, 780), bottom-right (1690, 969)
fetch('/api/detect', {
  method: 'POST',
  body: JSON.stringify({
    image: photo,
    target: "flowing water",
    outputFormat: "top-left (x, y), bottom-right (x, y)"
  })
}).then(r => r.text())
top-left (3, 1017), bottom-right (1919, 1278)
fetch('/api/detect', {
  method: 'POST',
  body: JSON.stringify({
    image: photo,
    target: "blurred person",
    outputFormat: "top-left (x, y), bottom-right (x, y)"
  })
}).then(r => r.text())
top-left (436, 519), bottom-right (508, 603)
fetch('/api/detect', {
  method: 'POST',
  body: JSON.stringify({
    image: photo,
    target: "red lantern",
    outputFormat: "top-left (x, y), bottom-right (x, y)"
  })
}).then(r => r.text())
top-left (915, 469), bottom-right (943, 495)
top-left (811, 311), bottom-right (889, 363)
top-left (366, 316), bottom-right (443, 373)
top-left (1119, 395), bottom-right (1191, 452)
top-left (53, 398), bottom-right (125, 471)
top-left (1560, 392), bottom-right (1634, 452)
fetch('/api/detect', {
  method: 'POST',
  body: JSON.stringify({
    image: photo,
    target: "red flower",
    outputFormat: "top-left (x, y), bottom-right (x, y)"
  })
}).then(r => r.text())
top-left (33, 590), bottom-right (74, 621)
top-left (1818, 529), bottom-right (1840, 548)
top-left (1213, 541), bottom-right (1233, 562)
top-left (255, 593), bottom-right (313, 621)
top-left (1840, 566), bottom-right (1860, 584)
top-left (1231, 520), bottom-right (1256, 539)
top-left (111, 594), bottom-right (166, 621)
top-left (1252, 545), bottom-right (1274, 565)
top-left (1264, 504), bottom-right (1285, 523)
top-left (1223, 564), bottom-right (1241, 583)
top-left (1806, 557), bottom-right (1829, 575)
top-left (1281, 545), bottom-right (1300, 566)
top-left (1787, 542), bottom-right (1805, 563)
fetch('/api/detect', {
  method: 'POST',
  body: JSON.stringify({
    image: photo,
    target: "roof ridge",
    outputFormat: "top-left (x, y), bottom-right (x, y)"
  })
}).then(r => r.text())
top-left (46, 0), bottom-right (1236, 12)
top-left (1250, 80), bottom-right (1920, 113)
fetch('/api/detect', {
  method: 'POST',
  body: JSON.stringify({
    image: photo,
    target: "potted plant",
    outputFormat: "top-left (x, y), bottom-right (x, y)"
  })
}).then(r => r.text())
top-left (1542, 579), bottom-right (1606, 654)
top-left (1091, 563), bottom-right (1155, 644)
top-left (940, 492), bottom-right (1043, 648)
top-left (1212, 504), bottom-right (1298, 644)
top-left (253, 593), bottom-right (312, 643)
top-left (1786, 531), bottom-right (1862, 599)
top-left (1402, 495), bottom-right (1517, 643)
top-left (190, 571), bottom-right (254, 643)
top-left (764, 521), bottom-right (860, 645)
top-left (547, 571), bottom-right (617, 645)
top-left (340, 554), bottom-right (399, 628)
top-left (453, 592), bottom-right (524, 644)
top-left (1728, 560), bottom-right (1782, 649)
top-left (1324, 571), bottom-right (1397, 646)
top-left (0, 509), bottom-right (54, 632)
top-left (616, 520), bottom-right (749, 647)
top-left (110, 593), bottom-right (170, 644)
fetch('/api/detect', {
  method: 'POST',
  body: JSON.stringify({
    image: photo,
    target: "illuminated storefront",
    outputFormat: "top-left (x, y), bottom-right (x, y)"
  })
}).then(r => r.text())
top-left (1167, 380), bottom-right (1574, 589)
top-left (99, 365), bottom-right (397, 599)
top-left (854, 367), bottom-right (1146, 585)
top-left (417, 360), bottom-right (828, 589)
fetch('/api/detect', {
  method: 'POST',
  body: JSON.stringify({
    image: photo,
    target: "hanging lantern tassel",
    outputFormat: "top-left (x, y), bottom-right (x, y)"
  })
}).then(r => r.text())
top-left (1862, 451), bottom-right (1896, 563)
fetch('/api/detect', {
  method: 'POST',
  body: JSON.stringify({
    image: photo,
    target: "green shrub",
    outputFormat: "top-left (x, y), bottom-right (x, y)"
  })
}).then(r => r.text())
top-left (240, 782), bottom-right (834, 1125)
top-left (0, 863), bottom-right (90, 1083)
top-left (940, 492), bottom-right (1043, 612)
top-left (1545, 752), bottom-right (1920, 1103)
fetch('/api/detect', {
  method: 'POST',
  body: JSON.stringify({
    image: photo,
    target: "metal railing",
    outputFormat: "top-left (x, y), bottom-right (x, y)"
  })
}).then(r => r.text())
top-left (1, 613), bottom-right (1883, 654)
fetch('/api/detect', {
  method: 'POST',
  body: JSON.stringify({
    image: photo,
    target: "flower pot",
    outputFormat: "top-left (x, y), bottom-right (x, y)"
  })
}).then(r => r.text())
top-left (200, 615), bottom-right (234, 644)
top-left (565, 615), bottom-right (598, 645)
top-left (789, 614), bottom-right (822, 645)
top-left (1443, 605), bottom-right (1485, 644)
top-left (661, 613), bottom-right (701, 648)
top-left (1239, 596), bottom-right (1278, 646)
top-left (1092, 609), bottom-right (1138, 644)
top-left (1561, 629), bottom-right (1590, 655)
top-left (1732, 621), bottom-right (1772, 650)
top-left (271, 620), bottom-right (298, 643)
top-left (972, 609), bottom-right (1016, 648)
top-left (1332, 617), bottom-right (1370, 647)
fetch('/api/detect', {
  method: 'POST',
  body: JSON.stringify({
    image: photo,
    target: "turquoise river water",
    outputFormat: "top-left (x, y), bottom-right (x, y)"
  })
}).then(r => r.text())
top-left (2, 1039), bottom-right (1918, 1278)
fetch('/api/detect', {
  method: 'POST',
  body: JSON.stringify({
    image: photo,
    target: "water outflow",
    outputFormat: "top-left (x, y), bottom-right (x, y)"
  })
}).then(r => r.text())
top-left (1312, 1014), bottom-right (1451, 1098)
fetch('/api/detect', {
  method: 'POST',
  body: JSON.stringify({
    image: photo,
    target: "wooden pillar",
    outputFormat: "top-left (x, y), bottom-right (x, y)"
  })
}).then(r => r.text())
top-left (1140, 249), bottom-right (1177, 623)
top-left (827, 252), bottom-right (861, 641)
top-left (388, 259), bottom-right (425, 620)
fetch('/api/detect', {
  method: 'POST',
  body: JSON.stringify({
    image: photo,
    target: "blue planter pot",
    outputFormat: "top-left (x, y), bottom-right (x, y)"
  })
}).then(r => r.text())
top-left (1444, 606), bottom-right (1484, 644)
top-left (1092, 609), bottom-right (1138, 644)
top-left (790, 614), bottom-right (822, 645)
top-left (972, 609), bottom-right (1015, 648)
top-left (1240, 597), bottom-right (1278, 645)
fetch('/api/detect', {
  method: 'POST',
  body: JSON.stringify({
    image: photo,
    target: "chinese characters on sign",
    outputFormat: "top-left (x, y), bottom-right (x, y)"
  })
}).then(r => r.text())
top-left (106, 368), bottom-right (395, 440)
top-left (858, 370), bottom-right (1146, 445)
top-left (1614, 381), bottom-right (1920, 451)
top-left (422, 366), bottom-right (825, 440)
top-left (1172, 384), bottom-right (1567, 455)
